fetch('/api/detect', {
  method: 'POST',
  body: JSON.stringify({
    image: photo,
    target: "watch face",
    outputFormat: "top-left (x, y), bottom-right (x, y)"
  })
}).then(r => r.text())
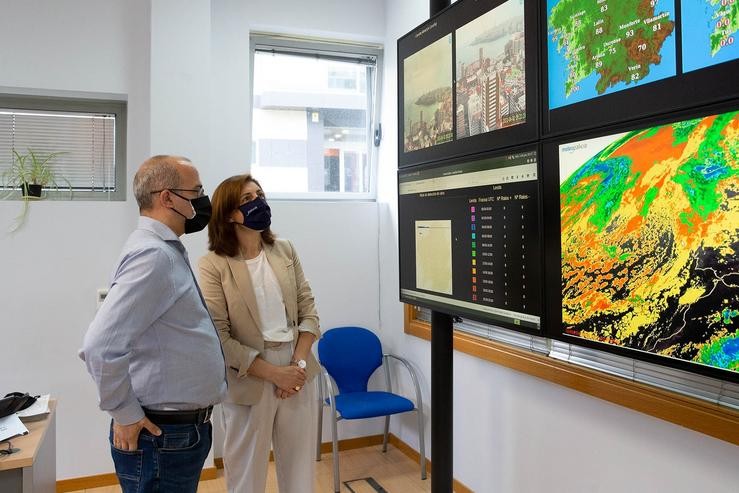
top-left (297, 359), bottom-right (307, 369)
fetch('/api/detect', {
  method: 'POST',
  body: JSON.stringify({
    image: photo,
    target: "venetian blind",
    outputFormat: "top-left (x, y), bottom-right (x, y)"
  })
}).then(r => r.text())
top-left (0, 108), bottom-right (116, 192)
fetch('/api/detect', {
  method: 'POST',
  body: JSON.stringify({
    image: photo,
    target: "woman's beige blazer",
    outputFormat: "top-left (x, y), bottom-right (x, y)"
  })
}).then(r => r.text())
top-left (198, 239), bottom-right (321, 405)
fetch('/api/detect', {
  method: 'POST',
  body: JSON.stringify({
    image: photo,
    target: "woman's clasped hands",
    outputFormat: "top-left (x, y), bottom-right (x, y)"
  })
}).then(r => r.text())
top-left (272, 363), bottom-right (306, 399)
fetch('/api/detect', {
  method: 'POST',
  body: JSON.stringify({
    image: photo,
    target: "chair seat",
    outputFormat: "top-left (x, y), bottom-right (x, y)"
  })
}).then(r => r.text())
top-left (332, 391), bottom-right (415, 419)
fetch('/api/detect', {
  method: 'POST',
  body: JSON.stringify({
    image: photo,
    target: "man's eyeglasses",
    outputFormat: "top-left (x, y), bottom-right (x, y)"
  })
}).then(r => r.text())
top-left (150, 187), bottom-right (206, 198)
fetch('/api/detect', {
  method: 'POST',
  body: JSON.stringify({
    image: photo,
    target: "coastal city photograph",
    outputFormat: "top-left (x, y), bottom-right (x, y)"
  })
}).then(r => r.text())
top-left (455, 0), bottom-right (526, 139)
top-left (403, 34), bottom-right (454, 153)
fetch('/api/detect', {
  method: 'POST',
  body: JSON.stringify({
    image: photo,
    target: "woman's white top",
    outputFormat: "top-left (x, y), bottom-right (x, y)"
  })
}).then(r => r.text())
top-left (245, 250), bottom-right (293, 342)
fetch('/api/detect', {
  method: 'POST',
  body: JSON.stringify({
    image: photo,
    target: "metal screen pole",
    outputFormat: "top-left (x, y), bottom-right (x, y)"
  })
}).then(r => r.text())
top-left (430, 0), bottom-right (450, 17)
top-left (431, 311), bottom-right (453, 493)
top-left (426, 2), bottom-right (453, 491)
top-left (428, 0), bottom-right (452, 489)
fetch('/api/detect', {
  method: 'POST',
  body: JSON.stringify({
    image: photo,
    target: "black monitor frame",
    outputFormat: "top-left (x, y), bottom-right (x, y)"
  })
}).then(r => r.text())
top-left (398, 143), bottom-right (544, 335)
top-left (541, 99), bottom-right (739, 383)
top-left (541, 1), bottom-right (739, 138)
top-left (398, 0), bottom-right (540, 169)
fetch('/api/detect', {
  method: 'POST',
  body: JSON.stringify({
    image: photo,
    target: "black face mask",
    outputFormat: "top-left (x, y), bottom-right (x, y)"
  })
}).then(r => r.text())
top-left (170, 191), bottom-right (212, 234)
top-left (238, 197), bottom-right (271, 231)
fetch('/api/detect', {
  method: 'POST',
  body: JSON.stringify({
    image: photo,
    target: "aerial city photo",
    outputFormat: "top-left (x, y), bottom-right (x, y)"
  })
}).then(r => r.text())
top-left (455, 0), bottom-right (526, 139)
top-left (403, 34), bottom-right (454, 153)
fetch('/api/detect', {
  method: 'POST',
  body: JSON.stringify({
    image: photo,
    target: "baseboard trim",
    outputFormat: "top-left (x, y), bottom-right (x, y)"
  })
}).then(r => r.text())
top-left (215, 434), bottom-right (386, 469)
top-left (387, 434), bottom-right (473, 493)
top-left (318, 433), bottom-right (386, 454)
top-left (56, 467), bottom-right (217, 492)
top-left (216, 433), bottom-right (473, 493)
top-left (56, 473), bottom-right (119, 493)
top-left (57, 435), bottom-right (473, 493)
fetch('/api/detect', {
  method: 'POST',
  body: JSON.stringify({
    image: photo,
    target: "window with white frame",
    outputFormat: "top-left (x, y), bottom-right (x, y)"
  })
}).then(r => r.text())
top-left (250, 34), bottom-right (382, 199)
top-left (0, 95), bottom-right (126, 201)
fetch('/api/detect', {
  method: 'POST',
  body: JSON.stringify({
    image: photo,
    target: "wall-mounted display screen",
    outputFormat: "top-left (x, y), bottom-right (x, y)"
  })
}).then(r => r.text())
top-left (543, 0), bottom-right (739, 136)
top-left (398, 0), bottom-right (539, 168)
top-left (681, 0), bottom-right (739, 73)
top-left (547, 0), bottom-right (677, 110)
top-left (399, 147), bottom-right (542, 332)
top-left (547, 107), bottom-right (738, 380)
top-left (403, 34), bottom-right (454, 153)
top-left (399, 0), bottom-right (739, 383)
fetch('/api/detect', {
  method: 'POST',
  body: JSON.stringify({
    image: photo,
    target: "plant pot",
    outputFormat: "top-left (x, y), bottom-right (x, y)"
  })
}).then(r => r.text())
top-left (21, 183), bottom-right (42, 198)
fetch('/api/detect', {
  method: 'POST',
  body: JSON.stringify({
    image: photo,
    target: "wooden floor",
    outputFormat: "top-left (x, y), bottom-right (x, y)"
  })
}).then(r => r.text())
top-left (72, 445), bottom-right (431, 493)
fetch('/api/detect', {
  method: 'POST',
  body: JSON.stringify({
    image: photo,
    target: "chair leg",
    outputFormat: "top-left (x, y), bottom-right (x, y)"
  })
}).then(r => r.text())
top-left (332, 413), bottom-right (340, 493)
top-left (417, 408), bottom-right (427, 480)
top-left (382, 415), bottom-right (390, 452)
top-left (316, 382), bottom-right (323, 461)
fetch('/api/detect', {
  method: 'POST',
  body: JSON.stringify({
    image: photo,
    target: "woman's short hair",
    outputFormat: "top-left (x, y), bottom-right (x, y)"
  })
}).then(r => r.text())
top-left (208, 174), bottom-right (276, 256)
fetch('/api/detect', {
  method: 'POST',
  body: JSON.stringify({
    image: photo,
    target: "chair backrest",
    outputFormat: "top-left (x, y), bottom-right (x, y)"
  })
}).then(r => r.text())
top-left (318, 326), bottom-right (383, 394)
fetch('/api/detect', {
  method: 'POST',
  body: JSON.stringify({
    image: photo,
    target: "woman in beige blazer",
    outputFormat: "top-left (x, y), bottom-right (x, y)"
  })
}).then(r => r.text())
top-left (198, 174), bottom-right (321, 493)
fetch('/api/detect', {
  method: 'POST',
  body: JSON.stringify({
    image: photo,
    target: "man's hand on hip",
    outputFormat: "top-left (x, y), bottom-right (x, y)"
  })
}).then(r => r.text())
top-left (113, 417), bottom-right (162, 451)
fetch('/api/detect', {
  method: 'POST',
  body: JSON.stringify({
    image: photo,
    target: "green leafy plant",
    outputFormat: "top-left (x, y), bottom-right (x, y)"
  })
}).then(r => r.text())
top-left (2, 149), bottom-right (70, 196)
top-left (1, 148), bottom-right (71, 232)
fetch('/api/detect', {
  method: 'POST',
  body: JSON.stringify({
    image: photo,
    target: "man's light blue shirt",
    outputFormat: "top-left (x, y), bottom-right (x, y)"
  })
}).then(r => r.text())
top-left (80, 216), bottom-right (226, 425)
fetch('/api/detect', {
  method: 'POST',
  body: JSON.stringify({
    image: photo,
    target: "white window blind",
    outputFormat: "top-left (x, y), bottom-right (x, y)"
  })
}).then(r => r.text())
top-left (0, 108), bottom-right (116, 192)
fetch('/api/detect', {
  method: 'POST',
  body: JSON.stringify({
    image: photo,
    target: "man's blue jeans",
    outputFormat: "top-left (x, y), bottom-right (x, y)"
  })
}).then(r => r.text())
top-left (109, 420), bottom-right (212, 493)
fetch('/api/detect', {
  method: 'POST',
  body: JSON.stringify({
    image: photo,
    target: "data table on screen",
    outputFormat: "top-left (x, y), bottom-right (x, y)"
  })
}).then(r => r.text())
top-left (399, 149), bottom-right (542, 331)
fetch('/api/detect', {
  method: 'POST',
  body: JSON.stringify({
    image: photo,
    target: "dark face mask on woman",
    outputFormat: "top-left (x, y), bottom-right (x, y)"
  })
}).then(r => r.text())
top-left (170, 191), bottom-right (212, 234)
top-left (238, 197), bottom-right (271, 231)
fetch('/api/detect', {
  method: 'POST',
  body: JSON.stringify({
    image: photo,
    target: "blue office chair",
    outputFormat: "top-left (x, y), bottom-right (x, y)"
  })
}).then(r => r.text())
top-left (316, 326), bottom-right (426, 493)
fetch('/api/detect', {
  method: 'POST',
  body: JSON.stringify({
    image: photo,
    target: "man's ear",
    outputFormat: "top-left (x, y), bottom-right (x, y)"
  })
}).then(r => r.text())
top-left (156, 189), bottom-right (173, 207)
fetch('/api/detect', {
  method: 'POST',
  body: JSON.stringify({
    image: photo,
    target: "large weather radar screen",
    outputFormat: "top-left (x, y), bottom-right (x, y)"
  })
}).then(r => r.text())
top-left (559, 109), bottom-right (739, 376)
top-left (547, 0), bottom-right (677, 109)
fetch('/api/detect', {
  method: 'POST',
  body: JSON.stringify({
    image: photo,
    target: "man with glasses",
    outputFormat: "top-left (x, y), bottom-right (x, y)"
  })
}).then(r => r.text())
top-left (80, 155), bottom-right (226, 493)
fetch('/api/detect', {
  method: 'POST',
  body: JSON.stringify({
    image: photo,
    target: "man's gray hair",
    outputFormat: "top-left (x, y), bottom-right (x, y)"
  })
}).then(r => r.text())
top-left (133, 155), bottom-right (190, 210)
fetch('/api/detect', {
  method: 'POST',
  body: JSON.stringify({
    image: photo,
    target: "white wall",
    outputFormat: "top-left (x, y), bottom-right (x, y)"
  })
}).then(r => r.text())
top-left (0, 0), bottom-right (151, 480)
top-left (0, 0), bottom-right (385, 481)
top-left (378, 1), bottom-right (739, 492)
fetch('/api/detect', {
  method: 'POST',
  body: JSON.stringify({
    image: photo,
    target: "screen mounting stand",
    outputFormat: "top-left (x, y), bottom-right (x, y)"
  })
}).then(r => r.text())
top-left (431, 310), bottom-right (454, 493)
top-left (428, 0), bottom-right (453, 489)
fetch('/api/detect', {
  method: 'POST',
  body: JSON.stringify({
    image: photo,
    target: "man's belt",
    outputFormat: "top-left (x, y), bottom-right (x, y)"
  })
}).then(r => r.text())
top-left (143, 406), bottom-right (213, 425)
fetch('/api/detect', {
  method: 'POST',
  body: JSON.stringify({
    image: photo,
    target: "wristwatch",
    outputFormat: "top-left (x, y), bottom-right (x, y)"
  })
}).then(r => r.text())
top-left (293, 359), bottom-right (307, 369)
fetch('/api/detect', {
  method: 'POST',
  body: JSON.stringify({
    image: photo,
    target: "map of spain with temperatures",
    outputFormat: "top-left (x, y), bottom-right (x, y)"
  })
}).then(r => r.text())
top-left (548, 0), bottom-right (677, 108)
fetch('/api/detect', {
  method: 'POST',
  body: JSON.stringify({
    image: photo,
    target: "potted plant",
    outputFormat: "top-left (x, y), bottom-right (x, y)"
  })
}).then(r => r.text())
top-left (2, 149), bottom-right (68, 198)
top-left (1, 149), bottom-right (70, 232)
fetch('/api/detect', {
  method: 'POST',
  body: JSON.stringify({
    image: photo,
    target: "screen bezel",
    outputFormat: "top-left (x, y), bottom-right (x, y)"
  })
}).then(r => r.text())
top-left (541, 99), bottom-right (739, 383)
top-left (397, 0), bottom-right (540, 169)
top-left (541, 1), bottom-right (739, 137)
top-left (398, 143), bottom-right (545, 335)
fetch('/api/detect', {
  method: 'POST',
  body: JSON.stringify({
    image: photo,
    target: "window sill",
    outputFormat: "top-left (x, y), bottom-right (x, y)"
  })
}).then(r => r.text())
top-left (404, 305), bottom-right (739, 446)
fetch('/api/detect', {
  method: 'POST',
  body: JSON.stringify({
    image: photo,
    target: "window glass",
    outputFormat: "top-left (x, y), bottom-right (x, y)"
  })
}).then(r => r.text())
top-left (250, 39), bottom-right (381, 199)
